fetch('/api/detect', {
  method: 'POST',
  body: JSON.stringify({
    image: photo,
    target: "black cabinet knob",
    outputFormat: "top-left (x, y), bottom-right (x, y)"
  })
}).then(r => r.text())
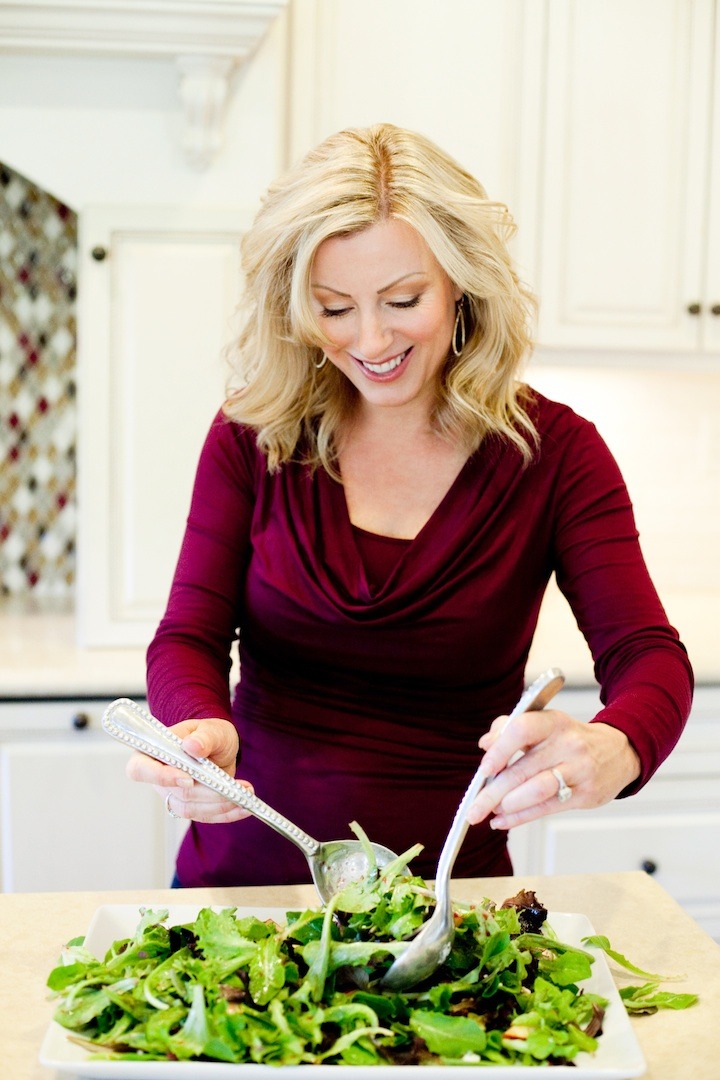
top-left (91, 246), bottom-right (108, 262)
top-left (641, 859), bottom-right (658, 875)
top-left (72, 712), bottom-right (90, 730)
top-left (711, 303), bottom-right (720, 316)
top-left (686, 302), bottom-right (701, 315)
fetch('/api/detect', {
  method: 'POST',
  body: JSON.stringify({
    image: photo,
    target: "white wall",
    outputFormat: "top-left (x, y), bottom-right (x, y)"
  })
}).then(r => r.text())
top-left (0, 13), bottom-right (288, 211)
top-left (525, 364), bottom-right (720, 683)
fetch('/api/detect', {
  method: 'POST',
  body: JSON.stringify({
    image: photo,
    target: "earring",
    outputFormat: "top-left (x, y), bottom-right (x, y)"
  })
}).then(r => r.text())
top-left (315, 353), bottom-right (329, 370)
top-left (452, 298), bottom-right (466, 358)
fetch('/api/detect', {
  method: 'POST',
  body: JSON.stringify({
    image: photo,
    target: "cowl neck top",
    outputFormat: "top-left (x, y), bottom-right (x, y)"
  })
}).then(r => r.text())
top-left (147, 391), bottom-right (692, 888)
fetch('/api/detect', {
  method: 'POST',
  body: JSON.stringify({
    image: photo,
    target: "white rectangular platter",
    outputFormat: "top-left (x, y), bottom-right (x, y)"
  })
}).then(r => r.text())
top-left (40, 904), bottom-right (646, 1079)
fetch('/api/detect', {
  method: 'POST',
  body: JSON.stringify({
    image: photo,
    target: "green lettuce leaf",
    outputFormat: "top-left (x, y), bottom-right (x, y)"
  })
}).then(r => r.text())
top-left (582, 934), bottom-right (683, 982)
top-left (409, 1009), bottom-right (487, 1058)
top-left (619, 982), bottom-right (699, 1013)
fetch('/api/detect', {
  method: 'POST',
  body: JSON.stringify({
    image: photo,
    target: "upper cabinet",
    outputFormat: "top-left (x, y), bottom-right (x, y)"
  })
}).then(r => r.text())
top-left (286, 0), bottom-right (544, 272)
top-left (535, 0), bottom-right (720, 354)
top-left (288, 0), bottom-right (720, 357)
top-left (76, 207), bottom-right (248, 647)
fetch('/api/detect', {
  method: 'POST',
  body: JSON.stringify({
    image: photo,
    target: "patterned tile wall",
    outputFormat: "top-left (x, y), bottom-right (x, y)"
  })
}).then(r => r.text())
top-left (0, 162), bottom-right (77, 598)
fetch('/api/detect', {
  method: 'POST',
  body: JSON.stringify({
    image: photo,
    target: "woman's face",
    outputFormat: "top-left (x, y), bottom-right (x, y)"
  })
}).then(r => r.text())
top-left (310, 218), bottom-right (462, 417)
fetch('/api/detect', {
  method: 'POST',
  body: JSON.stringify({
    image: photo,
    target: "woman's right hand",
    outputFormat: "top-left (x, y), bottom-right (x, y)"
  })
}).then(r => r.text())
top-left (125, 716), bottom-right (255, 824)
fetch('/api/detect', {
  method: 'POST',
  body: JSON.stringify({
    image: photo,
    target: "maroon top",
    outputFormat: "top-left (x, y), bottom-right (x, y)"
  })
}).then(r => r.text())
top-left (147, 391), bottom-right (693, 887)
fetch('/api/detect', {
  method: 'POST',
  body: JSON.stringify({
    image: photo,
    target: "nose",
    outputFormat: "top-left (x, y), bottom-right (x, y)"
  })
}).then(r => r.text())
top-left (355, 310), bottom-right (393, 360)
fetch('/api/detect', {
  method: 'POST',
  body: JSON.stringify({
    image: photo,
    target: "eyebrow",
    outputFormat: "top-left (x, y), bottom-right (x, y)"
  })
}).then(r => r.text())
top-left (311, 272), bottom-right (428, 298)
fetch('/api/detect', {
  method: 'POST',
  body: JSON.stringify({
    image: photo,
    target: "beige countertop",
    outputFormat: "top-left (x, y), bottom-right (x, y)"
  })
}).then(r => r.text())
top-left (1, 872), bottom-right (718, 1079)
top-left (0, 605), bottom-right (148, 698)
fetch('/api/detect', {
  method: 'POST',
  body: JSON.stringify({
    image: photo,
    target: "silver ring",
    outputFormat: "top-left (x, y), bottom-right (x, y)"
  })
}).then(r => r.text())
top-left (165, 792), bottom-right (181, 820)
top-left (551, 767), bottom-right (573, 803)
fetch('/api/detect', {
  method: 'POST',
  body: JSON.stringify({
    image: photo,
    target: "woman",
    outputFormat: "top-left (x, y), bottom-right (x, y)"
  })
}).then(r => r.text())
top-left (129, 124), bottom-right (693, 887)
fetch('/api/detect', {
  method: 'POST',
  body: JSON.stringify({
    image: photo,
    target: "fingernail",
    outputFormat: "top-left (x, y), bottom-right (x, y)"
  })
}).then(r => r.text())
top-left (178, 776), bottom-right (194, 789)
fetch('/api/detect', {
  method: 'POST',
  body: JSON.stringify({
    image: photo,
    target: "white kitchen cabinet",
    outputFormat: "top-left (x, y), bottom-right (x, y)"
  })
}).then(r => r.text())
top-left (536, 0), bottom-right (720, 354)
top-left (76, 206), bottom-right (250, 648)
top-left (508, 686), bottom-right (720, 941)
top-left (286, 0), bottom-right (545, 279)
top-left (0, 698), bottom-right (185, 891)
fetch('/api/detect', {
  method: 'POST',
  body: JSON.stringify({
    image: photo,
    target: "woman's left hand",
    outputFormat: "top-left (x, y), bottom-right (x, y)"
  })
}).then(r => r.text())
top-left (467, 709), bottom-right (641, 830)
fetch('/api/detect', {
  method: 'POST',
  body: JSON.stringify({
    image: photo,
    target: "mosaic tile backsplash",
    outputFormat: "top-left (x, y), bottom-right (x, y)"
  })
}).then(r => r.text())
top-left (0, 162), bottom-right (77, 598)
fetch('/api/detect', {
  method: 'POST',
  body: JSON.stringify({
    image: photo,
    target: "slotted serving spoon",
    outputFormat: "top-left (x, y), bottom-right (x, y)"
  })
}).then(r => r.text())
top-left (101, 697), bottom-right (398, 903)
top-left (382, 667), bottom-right (565, 991)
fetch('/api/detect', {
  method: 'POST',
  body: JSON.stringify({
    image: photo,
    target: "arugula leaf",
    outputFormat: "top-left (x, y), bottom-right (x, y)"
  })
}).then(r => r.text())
top-left (582, 934), bottom-right (685, 982)
top-left (301, 890), bottom-right (342, 1002)
top-left (619, 982), bottom-right (699, 1013)
top-left (515, 933), bottom-right (595, 986)
top-left (318, 1023), bottom-right (395, 1063)
top-left (349, 820), bottom-right (379, 878)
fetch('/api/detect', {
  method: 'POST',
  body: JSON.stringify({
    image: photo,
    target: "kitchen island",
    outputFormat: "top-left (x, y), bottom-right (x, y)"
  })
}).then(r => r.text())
top-left (2, 871), bottom-right (718, 1079)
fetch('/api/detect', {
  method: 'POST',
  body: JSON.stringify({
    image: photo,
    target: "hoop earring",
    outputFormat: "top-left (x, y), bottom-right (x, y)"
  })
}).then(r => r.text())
top-left (452, 299), bottom-right (466, 358)
top-left (315, 353), bottom-right (329, 370)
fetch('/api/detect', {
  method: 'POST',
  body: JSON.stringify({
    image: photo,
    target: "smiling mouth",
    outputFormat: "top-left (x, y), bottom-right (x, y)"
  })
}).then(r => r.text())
top-left (355, 348), bottom-right (412, 375)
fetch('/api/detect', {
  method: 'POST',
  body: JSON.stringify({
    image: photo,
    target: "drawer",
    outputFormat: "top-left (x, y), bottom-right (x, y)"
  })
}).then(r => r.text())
top-left (540, 809), bottom-right (720, 905)
top-left (0, 697), bottom-right (147, 736)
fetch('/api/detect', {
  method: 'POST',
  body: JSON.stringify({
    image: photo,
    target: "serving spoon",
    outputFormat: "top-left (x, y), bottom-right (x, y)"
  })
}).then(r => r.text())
top-left (382, 667), bottom-right (565, 991)
top-left (101, 697), bottom-right (398, 904)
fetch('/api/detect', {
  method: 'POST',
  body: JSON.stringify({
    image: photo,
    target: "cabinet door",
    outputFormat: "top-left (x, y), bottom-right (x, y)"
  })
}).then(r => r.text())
top-left (286, 0), bottom-right (545, 276)
top-left (0, 736), bottom-right (173, 891)
top-left (509, 795), bottom-right (720, 941)
top-left (77, 206), bottom-right (249, 647)
top-left (521, 788), bottom-right (720, 938)
top-left (537, 0), bottom-right (714, 351)
top-left (704, 5), bottom-right (720, 353)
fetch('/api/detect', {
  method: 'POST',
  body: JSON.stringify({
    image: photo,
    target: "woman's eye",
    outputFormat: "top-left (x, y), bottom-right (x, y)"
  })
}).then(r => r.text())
top-left (390, 296), bottom-right (421, 310)
top-left (320, 307), bottom-right (351, 318)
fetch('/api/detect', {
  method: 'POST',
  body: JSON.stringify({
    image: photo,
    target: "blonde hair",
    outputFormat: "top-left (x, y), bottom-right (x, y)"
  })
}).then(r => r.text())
top-left (224, 123), bottom-right (537, 474)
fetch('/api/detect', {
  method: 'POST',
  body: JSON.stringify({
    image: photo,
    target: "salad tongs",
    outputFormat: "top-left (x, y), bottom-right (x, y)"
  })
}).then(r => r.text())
top-left (101, 697), bottom-right (397, 903)
top-left (382, 667), bottom-right (565, 991)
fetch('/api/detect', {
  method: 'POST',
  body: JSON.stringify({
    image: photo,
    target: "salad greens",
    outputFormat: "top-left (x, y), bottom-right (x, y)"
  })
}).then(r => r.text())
top-left (45, 851), bottom-right (693, 1068)
top-left (581, 935), bottom-right (698, 1016)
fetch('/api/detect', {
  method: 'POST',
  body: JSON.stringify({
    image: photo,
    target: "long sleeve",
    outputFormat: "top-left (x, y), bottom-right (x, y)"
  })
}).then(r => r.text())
top-left (548, 411), bottom-right (693, 791)
top-left (146, 411), bottom-right (259, 727)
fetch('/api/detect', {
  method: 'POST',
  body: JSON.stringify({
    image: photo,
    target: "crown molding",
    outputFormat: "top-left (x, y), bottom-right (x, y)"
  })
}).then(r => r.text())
top-left (0, 1), bottom-right (286, 59)
top-left (0, 1), bottom-right (288, 168)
